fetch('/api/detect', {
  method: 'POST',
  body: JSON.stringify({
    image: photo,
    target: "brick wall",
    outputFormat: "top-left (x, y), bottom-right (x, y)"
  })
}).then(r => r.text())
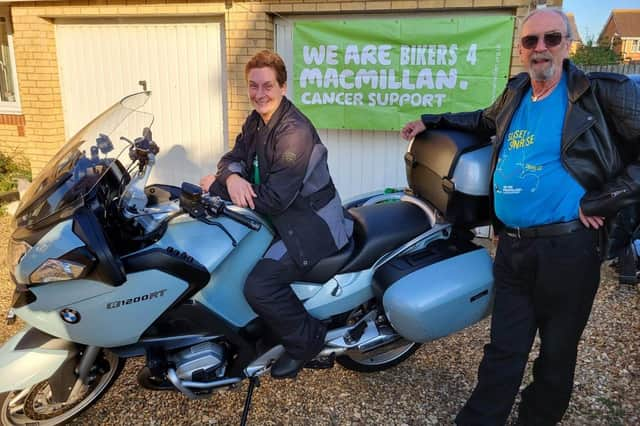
top-left (2, 0), bottom-right (544, 175)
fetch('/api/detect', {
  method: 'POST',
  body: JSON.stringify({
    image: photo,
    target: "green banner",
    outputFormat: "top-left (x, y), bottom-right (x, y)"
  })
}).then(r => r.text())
top-left (293, 16), bottom-right (514, 131)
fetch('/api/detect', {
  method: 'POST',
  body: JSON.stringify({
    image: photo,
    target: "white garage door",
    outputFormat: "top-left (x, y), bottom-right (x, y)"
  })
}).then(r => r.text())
top-left (56, 17), bottom-right (226, 186)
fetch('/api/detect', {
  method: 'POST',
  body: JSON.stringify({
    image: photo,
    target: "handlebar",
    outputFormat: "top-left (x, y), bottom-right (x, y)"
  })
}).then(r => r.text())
top-left (201, 194), bottom-right (262, 231)
top-left (178, 183), bottom-right (262, 231)
top-left (220, 207), bottom-right (262, 231)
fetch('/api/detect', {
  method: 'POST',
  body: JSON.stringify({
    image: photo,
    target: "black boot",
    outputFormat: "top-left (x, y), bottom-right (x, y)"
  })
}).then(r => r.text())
top-left (270, 352), bottom-right (306, 379)
top-left (271, 321), bottom-right (327, 379)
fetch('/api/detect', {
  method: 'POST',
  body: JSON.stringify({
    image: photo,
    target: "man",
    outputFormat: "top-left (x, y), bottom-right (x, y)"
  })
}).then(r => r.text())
top-left (200, 50), bottom-right (353, 379)
top-left (401, 8), bottom-right (640, 426)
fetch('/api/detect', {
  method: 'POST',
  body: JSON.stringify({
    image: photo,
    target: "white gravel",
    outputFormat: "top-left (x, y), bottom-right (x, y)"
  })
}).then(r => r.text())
top-left (0, 213), bottom-right (638, 425)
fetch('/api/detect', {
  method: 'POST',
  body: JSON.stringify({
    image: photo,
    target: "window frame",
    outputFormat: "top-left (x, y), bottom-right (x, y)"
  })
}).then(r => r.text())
top-left (0, 7), bottom-right (21, 114)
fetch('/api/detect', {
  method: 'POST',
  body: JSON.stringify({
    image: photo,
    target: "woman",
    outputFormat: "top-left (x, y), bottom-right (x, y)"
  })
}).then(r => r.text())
top-left (200, 50), bottom-right (353, 379)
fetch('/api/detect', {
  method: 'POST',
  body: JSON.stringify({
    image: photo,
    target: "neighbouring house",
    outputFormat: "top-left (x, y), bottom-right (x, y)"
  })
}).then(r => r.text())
top-left (566, 12), bottom-right (582, 55)
top-left (598, 9), bottom-right (640, 63)
top-left (0, 0), bottom-right (557, 198)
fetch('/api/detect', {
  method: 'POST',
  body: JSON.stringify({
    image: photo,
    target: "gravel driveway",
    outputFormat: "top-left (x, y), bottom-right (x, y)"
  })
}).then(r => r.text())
top-left (0, 213), bottom-right (638, 425)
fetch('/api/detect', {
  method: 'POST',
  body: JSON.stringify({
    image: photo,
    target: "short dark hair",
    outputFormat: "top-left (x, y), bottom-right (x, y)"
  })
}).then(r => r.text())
top-left (245, 50), bottom-right (287, 86)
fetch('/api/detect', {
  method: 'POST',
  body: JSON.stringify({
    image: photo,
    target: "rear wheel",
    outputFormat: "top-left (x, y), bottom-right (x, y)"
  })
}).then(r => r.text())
top-left (336, 336), bottom-right (420, 372)
top-left (0, 349), bottom-right (124, 426)
top-left (335, 303), bottom-right (421, 373)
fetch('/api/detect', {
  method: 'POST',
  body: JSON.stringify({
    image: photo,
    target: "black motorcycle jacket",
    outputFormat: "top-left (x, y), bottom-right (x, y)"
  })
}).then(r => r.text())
top-left (419, 60), bottom-right (640, 255)
top-left (211, 97), bottom-right (353, 268)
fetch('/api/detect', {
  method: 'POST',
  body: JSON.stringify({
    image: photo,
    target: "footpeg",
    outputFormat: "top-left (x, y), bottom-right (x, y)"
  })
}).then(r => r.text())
top-left (344, 321), bottom-right (367, 344)
top-left (305, 353), bottom-right (335, 369)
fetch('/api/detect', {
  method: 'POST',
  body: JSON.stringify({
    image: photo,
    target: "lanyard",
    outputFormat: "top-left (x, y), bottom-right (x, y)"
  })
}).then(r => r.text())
top-left (253, 154), bottom-right (260, 185)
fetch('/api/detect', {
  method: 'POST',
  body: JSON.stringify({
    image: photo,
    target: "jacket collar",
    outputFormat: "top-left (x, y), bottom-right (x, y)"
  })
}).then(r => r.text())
top-left (253, 96), bottom-right (292, 131)
top-left (563, 59), bottom-right (590, 102)
top-left (507, 59), bottom-right (590, 103)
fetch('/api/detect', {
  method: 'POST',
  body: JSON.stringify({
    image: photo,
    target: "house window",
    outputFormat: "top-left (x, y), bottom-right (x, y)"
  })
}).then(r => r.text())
top-left (0, 10), bottom-right (20, 113)
top-left (631, 39), bottom-right (640, 53)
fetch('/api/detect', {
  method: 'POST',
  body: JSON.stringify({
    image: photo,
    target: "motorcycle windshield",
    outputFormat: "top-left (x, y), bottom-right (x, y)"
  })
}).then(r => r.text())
top-left (14, 91), bottom-right (153, 228)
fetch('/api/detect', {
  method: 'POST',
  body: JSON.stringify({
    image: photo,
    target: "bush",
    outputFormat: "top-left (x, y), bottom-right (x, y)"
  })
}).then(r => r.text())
top-left (0, 151), bottom-right (31, 193)
top-left (571, 41), bottom-right (623, 66)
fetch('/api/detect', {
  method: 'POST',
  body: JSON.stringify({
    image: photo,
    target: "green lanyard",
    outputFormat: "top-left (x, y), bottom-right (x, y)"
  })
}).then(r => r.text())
top-left (252, 152), bottom-right (272, 225)
top-left (253, 154), bottom-right (260, 185)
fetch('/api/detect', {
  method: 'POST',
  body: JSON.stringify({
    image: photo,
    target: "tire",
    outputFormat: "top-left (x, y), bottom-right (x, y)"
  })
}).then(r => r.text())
top-left (336, 338), bottom-right (421, 372)
top-left (0, 349), bottom-right (124, 426)
top-left (334, 302), bottom-right (421, 373)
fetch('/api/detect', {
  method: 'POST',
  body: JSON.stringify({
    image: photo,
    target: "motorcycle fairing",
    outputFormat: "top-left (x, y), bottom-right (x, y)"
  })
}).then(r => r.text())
top-left (122, 247), bottom-right (210, 305)
top-left (14, 270), bottom-right (187, 347)
top-left (138, 210), bottom-right (272, 329)
top-left (147, 214), bottom-right (258, 273)
top-left (0, 327), bottom-right (77, 393)
top-left (302, 270), bottom-right (375, 319)
top-left (192, 217), bottom-right (274, 327)
top-left (73, 207), bottom-right (126, 285)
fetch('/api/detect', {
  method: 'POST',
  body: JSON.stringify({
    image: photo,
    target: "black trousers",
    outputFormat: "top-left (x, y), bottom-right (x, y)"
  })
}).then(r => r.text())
top-left (243, 252), bottom-right (326, 360)
top-left (456, 227), bottom-right (601, 426)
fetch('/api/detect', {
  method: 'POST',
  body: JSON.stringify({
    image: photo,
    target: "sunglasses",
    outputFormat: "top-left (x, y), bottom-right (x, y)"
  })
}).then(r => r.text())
top-left (520, 32), bottom-right (566, 49)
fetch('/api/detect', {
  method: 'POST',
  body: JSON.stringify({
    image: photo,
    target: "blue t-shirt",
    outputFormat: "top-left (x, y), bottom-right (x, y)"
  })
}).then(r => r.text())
top-left (493, 75), bottom-right (585, 228)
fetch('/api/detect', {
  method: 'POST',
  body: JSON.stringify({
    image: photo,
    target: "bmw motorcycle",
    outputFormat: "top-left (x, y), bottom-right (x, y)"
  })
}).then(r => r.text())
top-left (1, 92), bottom-right (495, 425)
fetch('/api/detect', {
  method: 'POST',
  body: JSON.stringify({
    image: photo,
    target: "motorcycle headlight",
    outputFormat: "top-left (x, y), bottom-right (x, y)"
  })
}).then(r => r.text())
top-left (7, 239), bottom-right (31, 270)
top-left (30, 259), bottom-right (87, 283)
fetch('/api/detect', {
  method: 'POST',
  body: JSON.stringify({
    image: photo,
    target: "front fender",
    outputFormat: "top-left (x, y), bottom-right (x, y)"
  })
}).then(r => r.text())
top-left (0, 327), bottom-right (78, 393)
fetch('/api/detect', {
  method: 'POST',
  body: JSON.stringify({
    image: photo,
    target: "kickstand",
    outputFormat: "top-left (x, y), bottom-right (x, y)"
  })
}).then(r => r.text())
top-left (240, 376), bottom-right (260, 426)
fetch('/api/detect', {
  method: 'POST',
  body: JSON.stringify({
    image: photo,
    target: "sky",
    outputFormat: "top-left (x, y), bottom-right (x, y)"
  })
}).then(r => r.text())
top-left (562, 0), bottom-right (639, 43)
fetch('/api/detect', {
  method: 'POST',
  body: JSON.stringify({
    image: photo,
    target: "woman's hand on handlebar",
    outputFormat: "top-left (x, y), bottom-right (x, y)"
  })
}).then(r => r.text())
top-left (199, 174), bottom-right (216, 193)
top-left (400, 120), bottom-right (426, 141)
top-left (226, 174), bottom-right (256, 210)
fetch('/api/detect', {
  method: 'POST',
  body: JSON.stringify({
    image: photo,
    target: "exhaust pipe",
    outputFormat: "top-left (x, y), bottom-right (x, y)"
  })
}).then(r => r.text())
top-left (167, 368), bottom-right (242, 399)
top-left (357, 328), bottom-right (402, 353)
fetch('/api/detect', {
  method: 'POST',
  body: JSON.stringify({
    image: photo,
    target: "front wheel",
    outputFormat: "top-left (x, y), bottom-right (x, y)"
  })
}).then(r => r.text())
top-left (0, 349), bottom-right (124, 426)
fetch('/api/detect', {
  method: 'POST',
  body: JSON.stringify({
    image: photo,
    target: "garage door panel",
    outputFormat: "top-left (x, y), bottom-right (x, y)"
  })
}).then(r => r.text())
top-left (56, 18), bottom-right (226, 187)
top-left (319, 128), bottom-right (407, 198)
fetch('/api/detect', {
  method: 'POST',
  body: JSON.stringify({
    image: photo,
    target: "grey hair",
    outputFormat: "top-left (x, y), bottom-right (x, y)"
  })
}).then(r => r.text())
top-left (521, 7), bottom-right (573, 40)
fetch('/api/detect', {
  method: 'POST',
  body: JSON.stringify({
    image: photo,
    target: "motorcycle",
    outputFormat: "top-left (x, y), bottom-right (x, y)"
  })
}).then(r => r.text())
top-left (1, 92), bottom-right (495, 425)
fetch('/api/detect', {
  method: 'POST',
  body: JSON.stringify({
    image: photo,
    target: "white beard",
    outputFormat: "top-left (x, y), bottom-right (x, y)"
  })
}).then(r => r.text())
top-left (529, 62), bottom-right (556, 81)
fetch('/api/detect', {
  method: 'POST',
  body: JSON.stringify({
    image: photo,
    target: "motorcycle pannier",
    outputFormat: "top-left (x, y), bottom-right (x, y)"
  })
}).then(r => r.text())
top-left (372, 237), bottom-right (493, 343)
top-left (404, 130), bottom-right (492, 227)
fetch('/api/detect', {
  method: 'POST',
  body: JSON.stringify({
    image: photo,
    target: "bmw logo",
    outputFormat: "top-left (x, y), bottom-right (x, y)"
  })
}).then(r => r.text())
top-left (60, 308), bottom-right (81, 324)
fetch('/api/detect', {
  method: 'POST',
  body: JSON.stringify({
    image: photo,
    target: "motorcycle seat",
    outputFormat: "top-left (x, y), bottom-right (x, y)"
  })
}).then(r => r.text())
top-left (340, 201), bottom-right (431, 273)
top-left (301, 238), bottom-right (355, 283)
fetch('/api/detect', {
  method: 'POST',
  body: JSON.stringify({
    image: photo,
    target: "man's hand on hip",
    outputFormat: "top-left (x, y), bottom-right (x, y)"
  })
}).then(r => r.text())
top-left (400, 120), bottom-right (426, 141)
top-left (227, 174), bottom-right (257, 209)
top-left (579, 207), bottom-right (605, 229)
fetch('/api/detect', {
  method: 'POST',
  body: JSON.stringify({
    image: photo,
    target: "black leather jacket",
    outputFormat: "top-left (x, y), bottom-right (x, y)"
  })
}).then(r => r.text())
top-left (420, 60), bottom-right (640, 256)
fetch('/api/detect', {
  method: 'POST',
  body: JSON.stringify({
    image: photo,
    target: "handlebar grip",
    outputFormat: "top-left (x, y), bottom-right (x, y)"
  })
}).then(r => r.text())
top-left (222, 208), bottom-right (262, 231)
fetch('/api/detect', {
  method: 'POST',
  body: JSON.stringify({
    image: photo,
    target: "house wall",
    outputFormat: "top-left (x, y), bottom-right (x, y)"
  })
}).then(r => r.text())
top-left (0, 0), bottom-right (547, 175)
top-left (599, 19), bottom-right (622, 54)
top-left (598, 19), bottom-right (640, 63)
top-left (569, 40), bottom-right (582, 55)
top-left (621, 38), bottom-right (640, 62)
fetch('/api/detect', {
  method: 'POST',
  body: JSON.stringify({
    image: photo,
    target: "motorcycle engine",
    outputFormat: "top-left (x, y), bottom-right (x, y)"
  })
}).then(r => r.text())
top-left (170, 341), bottom-right (226, 382)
